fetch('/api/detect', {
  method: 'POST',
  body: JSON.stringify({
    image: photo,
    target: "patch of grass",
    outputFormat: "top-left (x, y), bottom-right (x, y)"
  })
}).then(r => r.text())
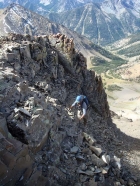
top-left (128, 32), bottom-right (140, 45)
top-left (89, 43), bottom-right (123, 60)
top-left (117, 43), bottom-right (140, 57)
top-left (109, 70), bottom-right (122, 79)
top-left (104, 73), bottom-right (113, 79)
top-left (107, 84), bottom-right (123, 92)
top-left (91, 56), bottom-right (127, 74)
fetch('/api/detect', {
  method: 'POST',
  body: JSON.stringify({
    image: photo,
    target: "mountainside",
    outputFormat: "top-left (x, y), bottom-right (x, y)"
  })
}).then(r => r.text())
top-left (0, 0), bottom-right (103, 14)
top-left (0, 31), bottom-right (139, 186)
top-left (101, 0), bottom-right (140, 17)
top-left (99, 32), bottom-right (140, 126)
top-left (49, 1), bottom-right (140, 46)
top-left (48, 3), bottom-right (125, 46)
top-left (0, 0), bottom-right (140, 45)
top-left (0, 3), bottom-right (123, 69)
top-left (106, 32), bottom-right (140, 58)
top-left (104, 32), bottom-right (140, 82)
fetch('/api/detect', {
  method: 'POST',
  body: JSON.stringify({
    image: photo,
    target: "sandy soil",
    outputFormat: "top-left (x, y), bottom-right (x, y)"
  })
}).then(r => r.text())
top-left (101, 70), bottom-right (140, 121)
top-left (109, 82), bottom-right (140, 121)
top-left (106, 81), bottom-right (140, 178)
top-left (101, 39), bottom-right (140, 178)
top-left (113, 118), bottom-right (140, 139)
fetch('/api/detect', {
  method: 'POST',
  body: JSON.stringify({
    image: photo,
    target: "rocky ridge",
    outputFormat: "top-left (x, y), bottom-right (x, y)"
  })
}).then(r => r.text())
top-left (0, 33), bottom-right (138, 185)
top-left (0, 3), bottom-right (116, 68)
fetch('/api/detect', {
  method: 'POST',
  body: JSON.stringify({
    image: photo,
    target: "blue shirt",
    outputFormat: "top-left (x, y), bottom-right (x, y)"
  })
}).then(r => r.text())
top-left (72, 96), bottom-right (87, 116)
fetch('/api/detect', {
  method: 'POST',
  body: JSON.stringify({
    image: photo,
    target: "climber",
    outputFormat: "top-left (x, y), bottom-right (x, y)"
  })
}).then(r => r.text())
top-left (70, 95), bottom-right (89, 125)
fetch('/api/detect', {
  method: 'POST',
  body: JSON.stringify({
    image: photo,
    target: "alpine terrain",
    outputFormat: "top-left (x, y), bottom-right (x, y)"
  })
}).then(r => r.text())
top-left (101, 32), bottom-right (140, 121)
top-left (0, 2), bottom-right (140, 186)
top-left (0, 0), bottom-right (140, 45)
top-left (0, 3), bottom-right (124, 69)
top-left (48, 0), bottom-right (140, 45)
top-left (0, 0), bottom-right (103, 13)
top-left (0, 30), bottom-right (140, 186)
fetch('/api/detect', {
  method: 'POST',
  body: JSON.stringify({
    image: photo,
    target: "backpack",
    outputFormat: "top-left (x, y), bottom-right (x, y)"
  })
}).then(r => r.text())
top-left (83, 96), bottom-right (89, 107)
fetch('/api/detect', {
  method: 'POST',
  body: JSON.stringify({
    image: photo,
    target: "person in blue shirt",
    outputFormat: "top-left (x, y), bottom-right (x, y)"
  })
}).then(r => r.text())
top-left (70, 95), bottom-right (89, 125)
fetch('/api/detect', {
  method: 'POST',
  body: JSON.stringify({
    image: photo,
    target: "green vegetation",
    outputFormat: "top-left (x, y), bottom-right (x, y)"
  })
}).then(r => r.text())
top-left (104, 73), bottom-right (113, 79)
top-left (109, 70), bottom-right (122, 79)
top-left (117, 43), bottom-right (140, 57)
top-left (89, 43), bottom-right (123, 60)
top-left (91, 56), bottom-right (126, 74)
top-left (128, 32), bottom-right (140, 45)
top-left (107, 84), bottom-right (123, 92)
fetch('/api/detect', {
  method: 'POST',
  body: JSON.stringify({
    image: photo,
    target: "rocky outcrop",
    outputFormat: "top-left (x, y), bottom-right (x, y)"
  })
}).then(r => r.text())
top-left (0, 33), bottom-right (136, 186)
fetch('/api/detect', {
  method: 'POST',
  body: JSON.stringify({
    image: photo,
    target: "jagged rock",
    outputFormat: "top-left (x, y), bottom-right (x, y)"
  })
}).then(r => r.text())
top-left (83, 132), bottom-right (97, 145)
top-left (94, 168), bottom-right (101, 173)
top-left (101, 154), bottom-right (110, 164)
top-left (20, 43), bottom-right (31, 59)
top-left (82, 148), bottom-right (93, 155)
top-left (90, 154), bottom-right (106, 167)
top-left (81, 163), bottom-right (87, 171)
top-left (88, 179), bottom-right (97, 186)
top-left (79, 174), bottom-right (88, 182)
top-left (89, 166), bottom-right (95, 172)
top-left (76, 155), bottom-right (85, 161)
top-left (5, 53), bottom-right (17, 62)
top-left (101, 166), bottom-right (110, 174)
top-left (0, 33), bottom-right (136, 186)
top-left (114, 182), bottom-right (122, 186)
top-left (89, 146), bottom-right (103, 157)
top-left (14, 107), bottom-right (31, 117)
top-left (71, 146), bottom-right (79, 153)
top-left (0, 115), bottom-right (8, 137)
top-left (77, 169), bottom-right (94, 176)
top-left (113, 156), bottom-right (121, 169)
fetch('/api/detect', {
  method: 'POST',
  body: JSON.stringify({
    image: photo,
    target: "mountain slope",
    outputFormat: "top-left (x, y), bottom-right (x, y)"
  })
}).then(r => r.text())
top-left (49, 3), bottom-right (126, 46)
top-left (0, 0), bottom-right (103, 14)
top-left (104, 33), bottom-right (140, 81)
top-left (101, 0), bottom-right (140, 17)
top-left (0, 31), bottom-right (139, 186)
top-left (0, 3), bottom-right (123, 69)
top-left (49, 2), bottom-right (140, 46)
top-left (106, 32), bottom-right (140, 58)
top-left (0, 0), bottom-right (140, 46)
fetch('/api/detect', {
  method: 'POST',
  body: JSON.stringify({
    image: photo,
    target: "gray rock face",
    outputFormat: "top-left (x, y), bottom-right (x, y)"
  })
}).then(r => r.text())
top-left (0, 33), bottom-right (136, 185)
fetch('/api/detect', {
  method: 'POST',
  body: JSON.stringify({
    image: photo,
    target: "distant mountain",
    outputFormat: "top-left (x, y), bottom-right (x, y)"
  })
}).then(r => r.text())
top-left (0, 0), bottom-right (103, 14)
top-left (0, 3), bottom-right (122, 70)
top-left (101, 0), bottom-right (140, 17)
top-left (48, 1), bottom-right (140, 46)
top-left (48, 3), bottom-right (125, 46)
top-left (0, 0), bottom-right (140, 46)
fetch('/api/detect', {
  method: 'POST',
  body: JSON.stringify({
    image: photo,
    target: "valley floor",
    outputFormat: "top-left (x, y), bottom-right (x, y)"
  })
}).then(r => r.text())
top-left (101, 71), bottom-right (140, 179)
top-left (101, 71), bottom-right (140, 121)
